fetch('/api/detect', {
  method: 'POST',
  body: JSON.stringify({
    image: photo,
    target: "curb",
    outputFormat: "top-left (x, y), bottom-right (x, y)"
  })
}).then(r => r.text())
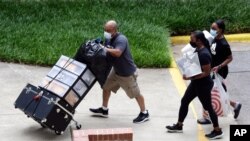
top-left (171, 33), bottom-right (250, 45)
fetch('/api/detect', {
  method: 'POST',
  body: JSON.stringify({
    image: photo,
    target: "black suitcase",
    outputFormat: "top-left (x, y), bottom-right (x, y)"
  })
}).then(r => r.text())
top-left (14, 40), bottom-right (111, 135)
top-left (14, 55), bottom-right (97, 135)
top-left (14, 84), bottom-right (76, 135)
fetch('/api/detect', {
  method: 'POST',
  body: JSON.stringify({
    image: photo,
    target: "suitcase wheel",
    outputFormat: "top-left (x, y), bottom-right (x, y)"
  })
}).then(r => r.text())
top-left (55, 130), bottom-right (63, 135)
top-left (40, 124), bottom-right (46, 128)
top-left (76, 123), bottom-right (82, 130)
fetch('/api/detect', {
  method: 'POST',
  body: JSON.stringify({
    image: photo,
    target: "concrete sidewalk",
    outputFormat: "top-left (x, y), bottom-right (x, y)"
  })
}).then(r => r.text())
top-left (3, 41), bottom-right (248, 140)
top-left (0, 61), bottom-right (200, 141)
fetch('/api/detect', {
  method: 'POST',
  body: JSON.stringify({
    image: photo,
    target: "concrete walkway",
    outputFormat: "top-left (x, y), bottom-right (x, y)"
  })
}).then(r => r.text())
top-left (1, 42), bottom-right (249, 141)
top-left (0, 62), bottom-right (198, 141)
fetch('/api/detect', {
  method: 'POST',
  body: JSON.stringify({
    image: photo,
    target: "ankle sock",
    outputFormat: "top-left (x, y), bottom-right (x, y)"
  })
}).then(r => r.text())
top-left (102, 106), bottom-right (108, 110)
top-left (142, 110), bottom-right (148, 114)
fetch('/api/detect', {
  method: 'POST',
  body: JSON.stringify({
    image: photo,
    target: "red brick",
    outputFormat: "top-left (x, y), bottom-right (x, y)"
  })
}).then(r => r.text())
top-left (72, 128), bottom-right (133, 141)
top-left (113, 133), bottom-right (119, 140)
top-left (124, 128), bottom-right (133, 141)
top-left (127, 133), bottom-right (133, 141)
top-left (88, 135), bottom-right (94, 141)
top-left (87, 130), bottom-right (96, 141)
top-left (108, 129), bottom-right (114, 140)
top-left (104, 129), bottom-right (110, 141)
top-left (97, 129), bottom-right (104, 141)
top-left (89, 134), bottom-right (98, 141)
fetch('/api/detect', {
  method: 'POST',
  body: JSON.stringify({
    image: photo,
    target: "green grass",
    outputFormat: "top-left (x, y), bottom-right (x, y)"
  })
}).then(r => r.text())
top-left (0, 0), bottom-right (249, 67)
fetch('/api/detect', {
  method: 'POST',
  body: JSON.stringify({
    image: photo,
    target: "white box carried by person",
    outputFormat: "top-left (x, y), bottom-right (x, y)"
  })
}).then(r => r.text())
top-left (177, 30), bottom-right (214, 78)
top-left (177, 49), bottom-right (202, 78)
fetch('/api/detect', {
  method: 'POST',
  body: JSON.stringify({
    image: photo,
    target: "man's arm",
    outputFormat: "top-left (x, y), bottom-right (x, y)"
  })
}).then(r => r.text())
top-left (102, 36), bottom-right (126, 58)
top-left (105, 48), bottom-right (123, 58)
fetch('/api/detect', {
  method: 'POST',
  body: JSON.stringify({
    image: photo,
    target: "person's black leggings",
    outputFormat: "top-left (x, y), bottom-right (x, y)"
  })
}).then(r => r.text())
top-left (178, 80), bottom-right (219, 127)
top-left (218, 70), bottom-right (228, 92)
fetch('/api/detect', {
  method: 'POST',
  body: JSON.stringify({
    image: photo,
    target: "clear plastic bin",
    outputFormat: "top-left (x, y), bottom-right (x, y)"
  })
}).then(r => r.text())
top-left (47, 66), bottom-right (78, 86)
top-left (73, 80), bottom-right (87, 97)
top-left (40, 77), bottom-right (69, 97)
top-left (64, 90), bottom-right (79, 106)
top-left (55, 55), bottom-right (86, 76)
top-left (81, 69), bottom-right (95, 86)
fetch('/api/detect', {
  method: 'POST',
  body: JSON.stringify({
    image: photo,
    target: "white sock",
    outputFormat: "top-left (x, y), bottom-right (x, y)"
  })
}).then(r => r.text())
top-left (142, 110), bottom-right (148, 114)
top-left (234, 102), bottom-right (240, 108)
top-left (102, 106), bottom-right (108, 110)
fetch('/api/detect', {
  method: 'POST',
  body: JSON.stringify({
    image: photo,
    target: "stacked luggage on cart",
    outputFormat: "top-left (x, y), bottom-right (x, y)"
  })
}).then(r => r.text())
top-left (14, 39), bottom-right (111, 135)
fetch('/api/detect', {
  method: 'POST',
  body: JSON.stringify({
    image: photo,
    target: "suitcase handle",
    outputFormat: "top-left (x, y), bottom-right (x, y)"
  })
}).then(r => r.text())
top-left (23, 88), bottom-right (44, 115)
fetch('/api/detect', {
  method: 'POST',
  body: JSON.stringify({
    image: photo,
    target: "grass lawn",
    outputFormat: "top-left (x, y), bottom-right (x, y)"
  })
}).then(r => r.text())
top-left (0, 0), bottom-right (249, 67)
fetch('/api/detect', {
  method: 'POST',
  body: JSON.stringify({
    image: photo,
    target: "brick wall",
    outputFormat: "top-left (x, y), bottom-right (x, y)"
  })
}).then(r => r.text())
top-left (72, 128), bottom-right (133, 141)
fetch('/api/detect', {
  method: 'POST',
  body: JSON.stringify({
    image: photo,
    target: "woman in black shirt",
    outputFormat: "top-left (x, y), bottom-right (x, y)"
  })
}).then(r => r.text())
top-left (166, 31), bottom-right (223, 140)
top-left (198, 20), bottom-right (242, 124)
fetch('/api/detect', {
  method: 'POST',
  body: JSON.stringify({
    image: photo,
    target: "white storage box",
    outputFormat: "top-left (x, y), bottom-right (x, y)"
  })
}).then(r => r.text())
top-left (40, 77), bottom-right (69, 97)
top-left (55, 55), bottom-right (86, 76)
top-left (177, 52), bottom-right (202, 77)
top-left (73, 80), bottom-right (87, 97)
top-left (39, 55), bottom-right (96, 107)
top-left (64, 90), bottom-right (79, 106)
top-left (47, 66), bottom-right (78, 86)
top-left (81, 69), bottom-right (95, 86)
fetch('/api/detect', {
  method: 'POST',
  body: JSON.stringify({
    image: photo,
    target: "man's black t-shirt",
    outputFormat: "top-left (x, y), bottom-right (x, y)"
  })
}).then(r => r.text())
top-left (192, 47), bottom-right (213, 85)
top-left (210, 38), bottom-right (232, 79)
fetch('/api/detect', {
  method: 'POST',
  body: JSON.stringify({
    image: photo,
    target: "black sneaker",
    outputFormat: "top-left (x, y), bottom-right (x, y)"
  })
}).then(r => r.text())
top-left (197, 118), bottom-right (212, 125)
top-left (89, 107), bottom-right (108, 118)
top-left (166, 123), bottom-right (183, 133)
top-left (133, 110), bottom-right (149, 123)
top-left (234, 103), bottom-right (242, 119)
top-left (205, 129), bottom-right (223, 140)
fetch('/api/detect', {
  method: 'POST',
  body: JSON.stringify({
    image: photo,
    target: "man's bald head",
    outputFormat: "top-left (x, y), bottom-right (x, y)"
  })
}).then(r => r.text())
top-left (105, 20), bottom-right (117, 29)
top-left (104, 20), bottom-right (118, 35)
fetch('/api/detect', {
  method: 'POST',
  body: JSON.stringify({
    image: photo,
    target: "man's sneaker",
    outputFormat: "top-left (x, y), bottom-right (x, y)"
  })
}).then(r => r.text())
top-left (166, 124), bottom-right (183, 133)
top-left (133, 110), bottom-right (149, 123)
top-left (197, 118), bottom-right (212, 125)
top-left (205, 129), bottom-right (223, 140)
top-left (89, 107), bottom-right (108, 118)
top-left (234, 103), bottom-right (242, 119)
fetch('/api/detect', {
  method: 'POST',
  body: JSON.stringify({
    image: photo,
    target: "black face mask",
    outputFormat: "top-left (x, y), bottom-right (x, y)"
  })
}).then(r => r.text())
top-left (189, 41), bottom-right (197, 48)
